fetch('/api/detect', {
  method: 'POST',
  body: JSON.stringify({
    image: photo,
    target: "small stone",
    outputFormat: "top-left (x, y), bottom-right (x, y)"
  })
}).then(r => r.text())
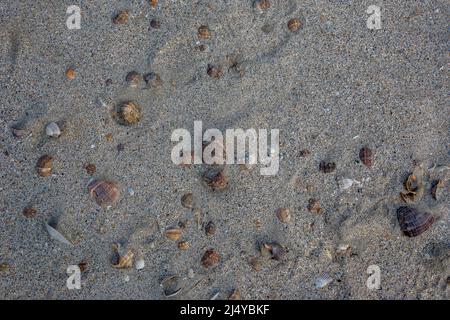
top-left (144, 72), bottom-right (163, 88)
top-left (126, 71), bottom-right (141, 88)
top-left (23, 207), bottom-right (37, 218)
top-left (150, 19), bottom-right (161, 29)
top-left (65, 68), bottom-right (76, 79)
top-left (177, 241), bottom-right (190, 250)
top-left (45, 122), bottom-right (61, 138)
top-left (113, 10), bottom-right (129, 24)
top-left (201, 249), bottom-right (220, 268)
top-left (307, 198), bottom-right (323, 214)
top-left (198, 25), bottom-right (210, 39)
top-left (276, 208), bottom-right (291, 223)
top-left (228, 289), bottom-right (241, 300)
top-left (288, 18), bottom-right (302, 32)
top-left (205, 221), bottom-right (216, 236)
top-left (127, 187), bottom-right (135, 196)
top-left (84, 163), bottom-right (96, 175)
top-left (207, 64), bottom-right (222, 79)
top-left (254, 0), bottom-right (271, 10)
top-left (135, 258), bottom-right (145, 270)
top-left (181, 193), bottom-right (194, 209)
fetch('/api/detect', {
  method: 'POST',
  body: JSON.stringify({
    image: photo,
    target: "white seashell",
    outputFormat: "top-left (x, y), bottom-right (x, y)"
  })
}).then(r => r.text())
top-left (338, 178), bottom-right (360, 190)
top-left (135, 258), bottom-right (145, 270)
top-left (45, 122), bottom-right (61, 138)
top-left (45, 223), bottom-right (72, 246)
top-left (315, 273), bottom-right (333, 289)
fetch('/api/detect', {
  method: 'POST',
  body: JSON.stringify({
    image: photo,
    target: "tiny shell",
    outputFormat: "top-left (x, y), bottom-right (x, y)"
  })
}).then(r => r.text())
top-left (338, 178), bottom-right (359, 191)
top-left (150, 19), bottom-right (161, 29)
top-left (84, 163), bottom-right (96, 175)
top-left (45, 223), bottom-right (73, 246)
top-left (113, 10), bottom-right (129, 24)
top-left (65, 68), bottom-right (75, 79)
top-left (164, 227), bottom-right (182, 241)
top-left (431, 180), bottom-right (444, 200)
top-left (181, 193), bottom-right (194, 209)
top-left (116, 101), bottom-right (142, 125)
top-left (261, 242), bottom-right (286, 261)
top-left (198, 25), bottom-right (210, 39)
top-left (249, 257), bottom-right (262, 271)
top-left (315, 273), bottom-right (333, 289)
top-left (161, 275), bottom-right (182, 297)
top-left (201, 249), bottom-right (220, 268)
top-left (228, 289), bottom-right (241, 300)
top-left (207, 64), bottom-right (222, 79)
top-left (135, 258), bottom-right (145, 270)
top-left (288, 18), bottom-right (302, 32)
top-left (113, 249), bottom-right (134, 269)
top-left (150, 0), bottom-right (158, 8)
top-left (359, 147), bottom-right (373, 168)
top-left (205, 221), bottom-right (216, 236)
top-left (45, 122), bottom-right (61, 138)
top-left (397, 206), bottom-right (434, 237)
top-left (144, 72), bottom-right (163, 87)
top-left (177, 241), bottom-right (190, 250)
top-left (125, 71), bottom-right (141, 87)
top-left (203, 168), bottom-right (228, 190)
top-left (307, 198), bottom-right (323, 214)
top-left (36, 155), bottom-right (53, 177)
top-left (276, 208), bottom-right (291, 223)
top-left (88, 179), bottom-right (120, 207)
top-left (23, 207), bottom-right (37, 218)
top-left (319, 161), bottom-right (336, 173)
top-left (400, 167), bottom-right (424, 203)
top-left (254, 0), bottom-right (270, 10)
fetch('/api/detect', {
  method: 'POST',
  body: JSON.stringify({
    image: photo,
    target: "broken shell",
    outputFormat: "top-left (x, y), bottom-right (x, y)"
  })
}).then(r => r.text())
top-left (397, 206), bottom-right (434, 237)
top-left (207, 64), bottom-right (222, 79)
top-left (45, 223), bottom-right (73, 246)
top-left (23, 207), bottom-right (37, 218)
top-left (144, 72), bottom-right (163, 87)
top-left (431, 180), bottom-right (444, 200)
top-left (338, 178), bottom-right (359, 191)
top-left (249, 257), bottom-right (262, 271)
top-left (359, 147), bottom-right (373, 168)
top-left (177, 241), bottom-right (190, 250)
top-left (84, 163), bottom-right (96, 175)
top-left (150, 19), bottom-right (161, 29)
top-left (150, 0), bottom-right (158, 8)
top-left (113, 249), bottom-right (134, 269)
top-left (307, 198), bottom-right (323, 214)
top-left (315, 273), bottom-right (333, 289)
top-left (45, 122), bottom-right (61, 138)
top-left (113, 10), bottom-right (129, 24)
top-left (87, 179), bottom-right (120, 207)
top-left (202, 168), bottom-right (228, 190)
top-left (125, 71), bottom-right (141, 88)
top-left (198, 25), bottom-right (210, 39)
top-left (36, 155), bottom-right (53, 177)
top-left (319, 161), bottom-right (336, 173)
top-left (116, 101), bottom-right (142, 125)
top-left (205, 221), bottom-right (216, 236)
top-left (228, 289), bottom-right (241, 300)
top-left (288, 18), bottom-right (302, 32)
top-left (254, 0), bottom-right (270, 10)
top-left (400, 167), bottom-right (424, 203)
top-left (78, 261), bottom-right (88, 272)
top-left (335, 244), bottom-right (352, 258)
top-left (135, 258), bottom-right (145, 270)
top-left (181, 193), bottom-right (194, 209)
top-left (161, 275), bottom-right (182, 297)
top-left (261, 242), bottom-right (286, 261)
top-left (65, 68), bottom-right (75, 79)
top-left (201, 249), bottom-right (220, 268)
top-left (276, 208), bottom-right (291, 223)
top-left (164, 227), bottom-right (183, 241)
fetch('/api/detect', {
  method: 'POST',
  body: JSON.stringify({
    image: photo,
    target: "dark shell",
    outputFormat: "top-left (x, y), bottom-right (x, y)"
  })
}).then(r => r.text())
top-left (88, 179), bottom-right (120, 207)
top-left (113, 11), bottom-right (129, 24)
top-left (36, 155), bottom-right (53, 177)
top-left (319, 161), bottom-right (336, 173)
top-left (205, 221), bottom-right (216, 236)
top-left (202, 168), bottom-right (228, 190)
top-left (207, 64), bottom-right (222, 79)
top-left (125, 71), bottom-right (141, 87)
top-left (287, 18), bottom-right (302, 32)
top-left (254, 0), bottom-right (270, 10)
top-left (116, 101), bottom-right (142, 125)
top-left (150, 19), bottom-right (161, 29)
top-left (201, 249), bottom-right (220, 268)
top-left (397, 206), bottom-right (434, 237)
top-left (143, 72), bottom-right (162, 87)
top-left (198, 25), bottom-right (210, 39)
top-left (359, 147), bottom-right (373, 168)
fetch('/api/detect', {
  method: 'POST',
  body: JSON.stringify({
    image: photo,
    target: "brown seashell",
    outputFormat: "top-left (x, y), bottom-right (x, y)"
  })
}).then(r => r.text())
top-left (249, 256), bottom-right (262, 271)
top-left (78, 261), bottom-right (88, 272)
top-left (125, 71), bottom-right (141, 87)
top-left (359, 147), bottom-right (373, 168)
top-left (150, 0), bottom-right (158, 8)
top-left (198, 25), bottom-right (210, 39)
top-left (431, 180), bottom-right (444, 200)
top-left (288, 18), bottom-right (302, 32)
top-left (113, 10), bottom-right (129, 24)
top-left (276, 208), bottom-right (291, 223)
top-left (36, 155), bottom-right (53, 177)
top-left (113, 249), bottom-right (134, 269)
top-left (181, 193), bottom-right (194, 209)
top-left (307, 198), bottom-right (323, 214)
top-left (144, 72), bottom-right (163, 88)
top-left (254, 0), bottom-right (270, 10)
top-left (88, 179), bottom-right (120, 207)
top-left (397, 206), bottom-right (434, 237)
top-left (116, 101), bottom-right (142, 125)
top-left (400, 167), bottom-right (424, 203)
top-left (228, 289), bottom-right (241, 300)
top-left (65, 68), bottom-right (76, 79)
top-left (261, 243), bottom-right (286, 261)
top-left (201, 249), bottom-right (220, 268)
top-left (203, 168), bottom-right (228, 190)
top-left (0, 263), bottom-right (8, 272)
top-left (205, 221), bottom-right (217, 236)
top-left (23, 207), bottom-right (37, 218)
top-left (207, 64), bottom-right (222, 79)
top-left (164, 227), bottom-right (183, 241)
top-left (84, 163), bottom-right (96, 175)
top-left (319, 161), bottom-right (336, 173)
top-left (177, 241), bottom-right (190, 250)
top-left (150, 19), bottom-right (161, 29)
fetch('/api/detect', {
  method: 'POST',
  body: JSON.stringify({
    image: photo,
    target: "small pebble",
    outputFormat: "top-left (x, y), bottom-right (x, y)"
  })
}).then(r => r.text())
top-left (127, 187), bottom-right (135, 196)
top-left (135, 259), bottom-right (145, 270)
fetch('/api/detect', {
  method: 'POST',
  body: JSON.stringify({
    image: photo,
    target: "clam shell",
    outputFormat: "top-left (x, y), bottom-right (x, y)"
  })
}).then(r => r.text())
top-left (87, 179), bottom-right (120, 207)
top-left (315, 273), bottom-right (333, 289)
top-left (116, 102), bottom-right (142, 125)
top-left (164, 227), bottom-right (183, 241)
top-left (201, 249), bottom-right (220, 268)
top-left (36, 155), bottom-right (53, 177)
top-left (397, 206), bottom-right (434, 237)
top-left (45, 122), bottom-right (61, 138)
top-left (276, 208), bottom-right (291, 223)
top-left (359, 147), bottom-right (373, 168)
top-left (113, 249), bottom-right (134, 269)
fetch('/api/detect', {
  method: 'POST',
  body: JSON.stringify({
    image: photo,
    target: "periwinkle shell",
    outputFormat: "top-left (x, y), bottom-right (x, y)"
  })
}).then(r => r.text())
top-left (88, 179), bottom-right (120, 207)
top-left (397, 206), bottom-right (434, 237)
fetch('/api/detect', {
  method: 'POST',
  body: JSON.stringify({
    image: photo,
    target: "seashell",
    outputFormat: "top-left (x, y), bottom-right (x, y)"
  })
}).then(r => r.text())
top-left (228, 289), bottom-right (241, 300)
top-left (113, 10), bottom-right (129, 24)
top-left (84, 163), bottom-right (96, 175)
top-left (315, 273), bottom-right (333, 289)
top-left (400, 167), bottom-right (424, 203)
top-left (202, 168), bottom-right (228, 190)
top-left (207, 64), bottom-right (222, 79)
top-left (276, 208), bottom-right (291, 223)
top-left (177, 241), bottom-right (190, 250)
top-left (161, 275), bottom-right (182, 297)
top-left (0, 263), bottom-right (8, 272)
top-left (181, 193), bottom-right (194, 209)
top-left (23, 207), bottom-right (37, 218)
top-left (307, 198), bottom-right (323, 214)
top-left (201, 249), bottom-right (220, 268)
top-left (150, 0), bottom-right (158, 8)
top-left (78, 261), bottom-right (88, 272)
top-left (260, 242), bottom-right (286, 261)
top-left (135, 258), bottom-right (145, 270)
top-left (359, 147), bottom-right (373, 168)
top-left (144, 72), bottom-right (163, 88)
top-left (45, 122), bottom-right (61, 138)
top-left (254, 0), bottom-right (271, 10)
top-left (65, 68), bottom-right (75, 79)
top-left (338, 178), bottom-right (360, 191)
top-left (36, 155), bottom-right (53, 177)
top-left (319, 161), bottom-right (336, 173)
top-left (164, 227), bottom-right (182, 241)
top-left (125, 71), bottom-right (141, 88)
top-left (150, 19), bottom-right (161, 29)
top-left (45, 223), bottom-right (73, 246)
top-left (210, 291), bottom-right (220, 300)
top-left (431, 180), bottom-right (444, 200)
top-left (198, 25), bottom-right (210, 39)
top-left (205, 221), bottom-right (216, 236)
top-left (87, 179), bottom-right (120, 207)
top-left (116, 101), bottom-right (142, 125)
top-left (113, 249), bottom-right (134, 269)
top-left (397, 206), bottom-right (434, 237)
top-left (288, 18), bottom-right (302, 32)
top-left (249, 257), bottom-right (262, 271)
top-left (335, 244), bottom-right (352, 258)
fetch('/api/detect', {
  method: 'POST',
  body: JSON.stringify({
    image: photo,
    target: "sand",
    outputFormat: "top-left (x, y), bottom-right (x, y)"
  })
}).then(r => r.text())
top-left (0, 0), bottom-right (448, 299)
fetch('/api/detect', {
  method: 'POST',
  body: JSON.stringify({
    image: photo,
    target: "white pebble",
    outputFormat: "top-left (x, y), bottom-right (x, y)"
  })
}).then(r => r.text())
top-left (135, 259), bottom-right (145, 270)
